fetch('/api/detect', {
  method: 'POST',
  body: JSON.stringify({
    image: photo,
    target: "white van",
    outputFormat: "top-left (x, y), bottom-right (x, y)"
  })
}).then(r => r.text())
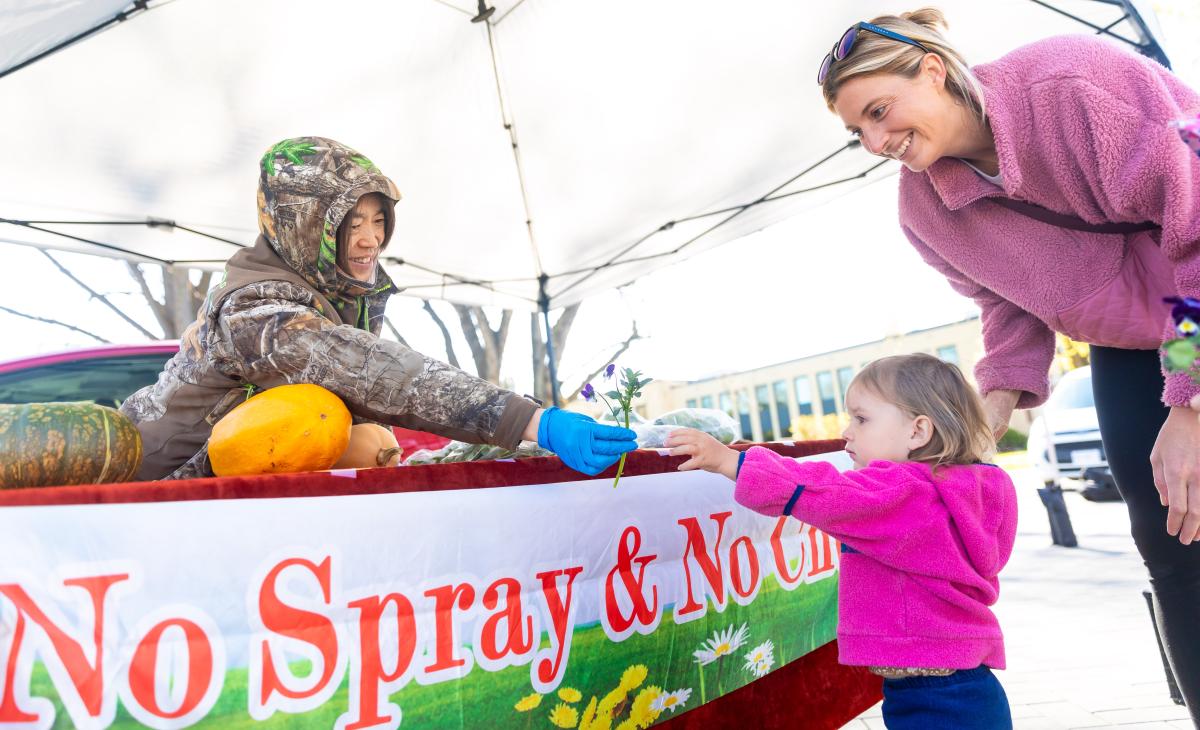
top-left (1025, 366), bottom-right (1117, 500)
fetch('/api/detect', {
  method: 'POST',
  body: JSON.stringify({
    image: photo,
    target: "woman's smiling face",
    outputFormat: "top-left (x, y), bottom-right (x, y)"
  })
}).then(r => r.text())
top-left (831, 55), bottom-right (959, 173)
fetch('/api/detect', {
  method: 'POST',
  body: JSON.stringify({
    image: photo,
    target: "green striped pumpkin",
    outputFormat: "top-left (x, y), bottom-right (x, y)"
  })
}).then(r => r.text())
top-left (0, 402), bottom-right (143, 489)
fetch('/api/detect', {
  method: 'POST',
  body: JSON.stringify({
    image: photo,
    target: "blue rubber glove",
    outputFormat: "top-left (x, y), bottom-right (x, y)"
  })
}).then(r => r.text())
top-left (537, 407), bottom-right (638, 476)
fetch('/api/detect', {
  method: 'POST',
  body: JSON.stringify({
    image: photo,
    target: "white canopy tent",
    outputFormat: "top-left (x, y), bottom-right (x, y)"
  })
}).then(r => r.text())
top-left (0, 0), bottom-right (1170, 310)
top-left (0, 0), bottom-right (1173, 399)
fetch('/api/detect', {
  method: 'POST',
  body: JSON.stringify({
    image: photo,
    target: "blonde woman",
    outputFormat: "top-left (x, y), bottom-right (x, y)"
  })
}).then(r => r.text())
top-left (818, 9), bottom-right (1200, 720)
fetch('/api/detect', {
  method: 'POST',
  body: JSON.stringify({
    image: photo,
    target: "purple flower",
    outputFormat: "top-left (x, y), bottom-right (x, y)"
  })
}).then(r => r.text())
top-left (581, 383), bottom-right (596, 402)
top-left (1165, 296), bottom-right (1200, 337)
top-left (604, 363), bottom-right (616, 379)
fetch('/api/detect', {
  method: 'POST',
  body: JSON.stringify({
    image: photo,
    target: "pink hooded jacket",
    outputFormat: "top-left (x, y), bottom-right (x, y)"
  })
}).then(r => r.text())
top-left (734, 447), bottom-right (1017, 670)
top-left (899, 35), bottom-right (1200, 408)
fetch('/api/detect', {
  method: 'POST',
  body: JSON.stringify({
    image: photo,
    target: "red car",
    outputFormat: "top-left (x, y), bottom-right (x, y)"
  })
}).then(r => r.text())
top-left (0, 342), bottom-right (449, 453)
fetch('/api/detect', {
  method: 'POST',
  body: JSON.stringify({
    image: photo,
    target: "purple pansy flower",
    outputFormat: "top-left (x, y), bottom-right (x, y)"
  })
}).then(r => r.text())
top-left (1165, 296), bottom-right (1200, 337)
top-left (604, 363), bottom-right (616, 379)
top-left (581, 383), bottom-right (596, 402)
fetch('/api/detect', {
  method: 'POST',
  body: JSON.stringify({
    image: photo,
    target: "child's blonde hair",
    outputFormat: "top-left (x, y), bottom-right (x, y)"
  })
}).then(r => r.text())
top-left (850, 353), bottom-right (995, 467)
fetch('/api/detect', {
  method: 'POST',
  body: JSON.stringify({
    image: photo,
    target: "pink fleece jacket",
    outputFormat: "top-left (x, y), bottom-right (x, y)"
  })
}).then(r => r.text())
top-left (734, 447), bottom-right (1017, 670)
top-left (898, 35), bottom-right (1200, 408)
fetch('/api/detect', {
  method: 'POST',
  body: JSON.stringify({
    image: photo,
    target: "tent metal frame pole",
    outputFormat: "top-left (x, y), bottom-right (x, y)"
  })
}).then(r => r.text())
top-left (1030, 0), bottom-right (1171, 69)
top-left (0, 1), bottom-right (152, 81)
top-left (538, 274), bottom-right (561, 408)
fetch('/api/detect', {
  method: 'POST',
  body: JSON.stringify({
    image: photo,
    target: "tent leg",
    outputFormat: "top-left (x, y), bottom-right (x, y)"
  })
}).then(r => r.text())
top-left (539, 275), bottom-right (561, 407)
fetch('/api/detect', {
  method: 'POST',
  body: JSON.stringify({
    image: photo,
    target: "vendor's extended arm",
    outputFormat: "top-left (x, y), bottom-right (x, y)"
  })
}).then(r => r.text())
top-left (210, 282), bottom-right (637, 474)
top-left (211, 282), bottom-right (535, 448)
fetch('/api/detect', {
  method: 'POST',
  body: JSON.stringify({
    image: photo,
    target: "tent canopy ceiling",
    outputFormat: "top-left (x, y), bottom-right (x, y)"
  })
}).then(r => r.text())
top-left (0, 0), bottom-right (1169, 310)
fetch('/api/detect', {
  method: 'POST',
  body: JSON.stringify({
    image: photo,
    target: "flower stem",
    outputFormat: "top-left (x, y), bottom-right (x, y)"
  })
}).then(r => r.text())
top-left (612, 409), bottom-right (630, 488)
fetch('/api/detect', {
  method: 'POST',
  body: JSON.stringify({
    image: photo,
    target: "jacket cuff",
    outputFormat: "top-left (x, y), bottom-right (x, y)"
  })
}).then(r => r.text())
top-left (1162, 369), bottom-right (1200, 408)
top-left (493, 394), bottom-right (539, 450)
top-left (975, 363), bottom-right (1050, 409)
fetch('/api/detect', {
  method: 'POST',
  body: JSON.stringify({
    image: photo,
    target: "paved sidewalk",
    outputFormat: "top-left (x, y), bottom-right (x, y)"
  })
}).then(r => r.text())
top-left (844, 453), bottom-right (1194, 729)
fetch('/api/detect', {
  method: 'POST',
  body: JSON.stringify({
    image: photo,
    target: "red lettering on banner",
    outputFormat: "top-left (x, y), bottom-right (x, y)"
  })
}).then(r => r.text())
top-left (343, 593), bottom-right (418, 730)
top-left (127, 617), bottom-right (214, 720)
top-left (602, 526), bottom-right (660, 639)
top-left (0, 611), bottom-right (37, 723)
top-left (531, 566), bottom-right (583, 693)
top-left (0, 573), bottom-right (128, 724)
top-left (807, 526), bottom-right (837, 578)
top-left (770, 517), bottom-right (806, 588)
top-left (479, 578), bottom-right (533, 664)
top-left (421, 583), bottom-right (475, 675)
top-left (674, 512), bottom-right (732, 619)
top-left (728, 536), bottom-right (761, 600)
top-left (256, 557), bottom-right (340, 708)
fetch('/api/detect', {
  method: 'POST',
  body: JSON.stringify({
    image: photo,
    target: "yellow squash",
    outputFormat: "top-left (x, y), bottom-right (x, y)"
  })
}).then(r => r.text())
top-left (209, 384), bottom-right (352, 477)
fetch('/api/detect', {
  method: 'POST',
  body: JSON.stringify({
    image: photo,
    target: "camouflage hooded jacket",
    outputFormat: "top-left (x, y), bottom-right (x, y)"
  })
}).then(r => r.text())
top-left (120, 137), bottom-right (537, 480)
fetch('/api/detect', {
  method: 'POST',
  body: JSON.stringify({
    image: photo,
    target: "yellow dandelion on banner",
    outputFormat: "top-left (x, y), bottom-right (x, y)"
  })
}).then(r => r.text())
top-left (589, 709), bottom-right (614, 730)
top-left (614, 721), bottom-right (637, 730)
top-left (549, 702), bottom-right (580, 728)
top-left (629, 685), bottom-right (663, 728)
top-left (619, 664), bottom-right (649, 691)
top-left (514, 692), bottom-right (544, 712)
top-left (558, 687), bottom-right (583, 703)
top-left (597, 684), bottom-right (627, 717)
top-left (578, 696), bottom-right (598, 730)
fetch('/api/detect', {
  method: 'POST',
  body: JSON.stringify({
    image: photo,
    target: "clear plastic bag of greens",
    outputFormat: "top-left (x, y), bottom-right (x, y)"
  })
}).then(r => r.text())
top-left (598, 409), bottom-right (649, 427)
top-left (632, 424), bottom-right (682, 448)
top-left (652, 408), bottom-right (741, 444)
top-left (402, 439), bottom-right (551, 465)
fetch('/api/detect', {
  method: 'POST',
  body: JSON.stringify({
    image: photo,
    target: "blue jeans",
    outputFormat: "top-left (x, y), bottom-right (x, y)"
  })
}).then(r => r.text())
top-left (881, 666), bottom-right (1012, 729)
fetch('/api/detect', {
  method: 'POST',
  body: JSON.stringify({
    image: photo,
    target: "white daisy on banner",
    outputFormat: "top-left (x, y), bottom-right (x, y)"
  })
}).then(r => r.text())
top-left (744, 640), bottom-right (776, 677)
top-left (693, 623), bottom-right (750, 666)
top-left (650, 687), bottom-right (693, 714)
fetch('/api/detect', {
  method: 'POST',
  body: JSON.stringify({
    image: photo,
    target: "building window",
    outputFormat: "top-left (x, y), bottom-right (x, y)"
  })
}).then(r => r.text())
top-left (937, 345), bottom-right (959, 365)
top-left (817, 371), bottom-right (836, 415)
top-left (773, 380), bottom-right (790, 438)
top-left (686, 398), bottom-right (698, 408)
top-left (700, 395), bottom-right (714, 409)
top-left (794, 375), bottom-right (814, 416)
top-left (755, 384), bottom-right (775, 441)
top-left (836, 366), bottom-right (854, 409)
top-left (737, 391), bottom-right (753, 442)
top-left (720, 392), bottom-right (734, 418)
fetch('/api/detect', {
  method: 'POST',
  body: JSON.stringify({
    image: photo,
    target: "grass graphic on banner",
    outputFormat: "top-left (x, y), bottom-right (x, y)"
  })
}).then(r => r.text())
top-left (24, 567), bottom-right (836, 728)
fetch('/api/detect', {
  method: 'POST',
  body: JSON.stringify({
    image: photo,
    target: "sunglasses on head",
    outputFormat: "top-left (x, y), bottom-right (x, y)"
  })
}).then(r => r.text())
top-left (817, 22), bottom-right (930, 85)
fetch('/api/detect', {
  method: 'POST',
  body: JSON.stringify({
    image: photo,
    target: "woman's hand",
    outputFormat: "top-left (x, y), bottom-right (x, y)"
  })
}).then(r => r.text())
top-left (982, 389), bottom-right (1021, 441)
top-left (1150, 406), bottom-right (1200, 544)
top-left (665, 428), bottom-right (740, 481)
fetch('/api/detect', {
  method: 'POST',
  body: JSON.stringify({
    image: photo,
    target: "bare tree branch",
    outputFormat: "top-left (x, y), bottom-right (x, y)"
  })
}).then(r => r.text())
top-left (495, 310), bottom-right (512, 364)
top-left (452, 304), bottom-right (489, 379)
top-left (0, 304), bottom-right (111, 343)
top-left (551, 303), bottom-right (580, 356)
top-left (42, 251), bottom-right (158, 340)
top-left (382, 316), bottom-right (410, 347)
top-left (565, 322), bottom-right (641, 402)
top-left (124, 262), bottom-right (168, 329)
top-left (191, 271), bottom-right (214, 313)
top-left (530, 303), bottom-right (583, 404)
top-left (421, 300), bottom-right (460, 369)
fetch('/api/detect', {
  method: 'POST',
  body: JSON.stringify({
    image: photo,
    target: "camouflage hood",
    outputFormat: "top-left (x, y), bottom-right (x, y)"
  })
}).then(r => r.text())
top-left (256, 136), bottom-right (402, 300)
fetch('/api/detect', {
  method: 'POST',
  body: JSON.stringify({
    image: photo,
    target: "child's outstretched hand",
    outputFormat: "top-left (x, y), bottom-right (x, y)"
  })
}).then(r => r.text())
top-left (665, 428), bottom-right (740, 481)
